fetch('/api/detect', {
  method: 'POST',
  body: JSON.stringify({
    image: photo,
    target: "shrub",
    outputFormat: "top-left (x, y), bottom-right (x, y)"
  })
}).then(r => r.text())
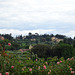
top-left (31, 44), bottom-right (52, 58)
top-left (52, 43), bottom-right (74, 59)
top-left (0, 46), bottom-right (3, 51)
top-left (5, 45), bottom-right (11, 50)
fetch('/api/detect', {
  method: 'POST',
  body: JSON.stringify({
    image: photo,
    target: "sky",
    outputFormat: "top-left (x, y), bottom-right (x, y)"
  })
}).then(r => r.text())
top-left (0, 0), bottom-right (75, 38)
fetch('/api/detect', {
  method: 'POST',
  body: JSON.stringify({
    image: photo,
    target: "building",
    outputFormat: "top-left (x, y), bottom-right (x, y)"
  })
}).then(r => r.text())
top-left (51, 37), bottom-right (63, 43)
top-left (0, 36), bottom-right (5, 40)
top-left (29, 45), bottom-right (33, 49)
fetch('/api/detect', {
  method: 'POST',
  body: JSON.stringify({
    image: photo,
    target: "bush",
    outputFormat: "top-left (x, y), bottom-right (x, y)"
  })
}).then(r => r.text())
top-left (31, 44), bottom-right (52, 58)
top-left (12, 42), bottom-right (20, 50)
top-left (52, 43), bottom-right (74, 59)
top-left (5, 45), bottom-right (11, 50)
top-left (0, 46), bottom-right (3, 51)
top-left (0, 50), bottom-right (75, 75)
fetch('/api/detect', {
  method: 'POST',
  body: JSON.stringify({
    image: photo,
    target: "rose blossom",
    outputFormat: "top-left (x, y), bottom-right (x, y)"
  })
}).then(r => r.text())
top-left (71, 57), bottom-right (74, 60)
top-left (60, 61), bottom-right (62, 63)
top-left (11, 66), bottom-right (14, 69)
top-left (70, 68), bottom-right (72, 71)
top-left (36, 59), bottom-right (37, 61)
top-left (50, 70), bottom-right (51, 73)
top-left (43, 65), bottom-right (46, 69)
top-left (38, 66), bottom-right (40, 70)
top-left (24, 66), bottom-right (26, 69)
top-left (6, 72), bottom-right (9, 75)
top-left (29, 68), bottom-right (32, 71)
top-left (71, 71), bottom-right (74, 74)
top-left (48, 72), bottom-right (50, 74)
top-left (46, 62), bottom-right (48, 64)
top-left (57, 62), bottom-right (60, 64)
top-left (8, 43), bottom-right (11, 46)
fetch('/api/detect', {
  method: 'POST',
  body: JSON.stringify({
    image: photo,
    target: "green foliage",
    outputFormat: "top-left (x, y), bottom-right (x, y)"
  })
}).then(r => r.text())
top-left (73, 40), bottom-right (75, 48)
top-left (31, 44), bottom-right (52, 58)
top-left (31, 43), bottom-right (75, 59)
top-left (72, 48), bottom-right (75, 56)
top-left (11, 42), bottom-right (20, 50)
top-left (0, 46), bottom-right (3, 51)
top-left (5, 45), bottom-right (11, 50)
top-left (0, 33), bottom-right (13, 40)
top-left (53, 43), bottom-right (74, 59)
top-left (0, 51), bottom-right (75, 75)
top-left (19, 43), bottom-right (29, 49)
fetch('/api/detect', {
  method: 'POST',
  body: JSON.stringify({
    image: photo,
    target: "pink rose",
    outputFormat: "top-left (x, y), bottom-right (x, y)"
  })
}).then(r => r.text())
top-left (70, 68), bottom-right (72, 71)
top-left (57, 62), bottom-right (60, 64)
top-left (50, 70), bottom-right (51, 73)
top-left (0, 73), bottom-right (2, 75)
top-left (24, 66), bottom-right (26, 69)
top-left (43, 65), bottom-right (46, 69)
top-left (38, 66), bottom-right (40, 70)
top-left (46, 62), bottom-right (48, 64)
top-left (71, 71), bottom-right (74, 74)
top-left (29, 68), bottom-right (32, 71)
top-left (8, 43), bottom-right (11, 46)
top-left (6, 72), bottom-right (9, 75)
top-left (60, 61), bottom-right (62, 63)
top-left (19, 60), bottom-right (21, 63)
top-left (36, 59), bottom-right (37, 61)
top-left (71, 57), bottom-right (74, 60)
top-left (67, 58), bottom-right (70, 60)
top-left (11, 66), bottom-right (14, 69)
top-left (48, 72), bottom-right (50, 74)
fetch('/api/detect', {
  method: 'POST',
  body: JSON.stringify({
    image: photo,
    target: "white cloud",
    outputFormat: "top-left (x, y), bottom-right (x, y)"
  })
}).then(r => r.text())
top-left (64, 31), bottom-right (75, 38)
top-left (0, 29), bottom-right (55, 37)
top-left (0, 0), bottom-right (75, 24)
top-left (0, 29), bottom-right (75, 38)
top-left (0, 0), bottom-right (75, 37)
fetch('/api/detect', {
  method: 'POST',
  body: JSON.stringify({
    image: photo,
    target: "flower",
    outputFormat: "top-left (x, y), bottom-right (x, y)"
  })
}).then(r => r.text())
top-left (6, 72), bottom-right (9, 75)
top-left (43, 65), bottom-right (46, 69)
top-left (67, 58), bottom-right (70, 60)
top-left (60, 61), bottom-right (62, 63)
top-left (11, 66), bottom-right (14, 69)
top-left (71, 71), bottom-right (74, 74)
top-left (0, 73), bottom-right (2, 75)
top-left (19, 60), bottom-right (21, 63)
top-left (57, 62), bottom-right (60, 64)
top-left (38, 66), bottom-right (40, 70)
top-left (24, 66), bottom-right (26, 69)
top-left (22, 68), bottom-right (24, 71)
top-left (46, 62), bottom-right (48, 64)
top-left (50, 70), bottom-right (51, 73)
top-left (8, 43), bottom-right (11, 46)
top-left (70, 68), bottom-right (72, 71)
top-left (71, 57), bottom-right (74, 60)
top-left (29, 68), bottom-right (32, 71)
top-left (48, 69), bottom-right (51, 74)
top-left (36, 59), bottom-right (37, 61)
top-left (48, 72), bottom-right (50, 74)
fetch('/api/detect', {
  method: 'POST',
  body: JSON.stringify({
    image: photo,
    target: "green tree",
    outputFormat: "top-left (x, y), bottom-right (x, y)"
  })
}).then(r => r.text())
top-left (31, 44), bottom-right (52, 58)
top-left (53, 43), bottom-right (74, 59)
top-left (73, 40), bottom-right (75, 48)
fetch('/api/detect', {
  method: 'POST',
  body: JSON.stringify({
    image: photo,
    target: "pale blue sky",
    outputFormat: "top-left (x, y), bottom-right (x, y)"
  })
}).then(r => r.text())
top-left (0, 0), bottom-right (75, 38)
